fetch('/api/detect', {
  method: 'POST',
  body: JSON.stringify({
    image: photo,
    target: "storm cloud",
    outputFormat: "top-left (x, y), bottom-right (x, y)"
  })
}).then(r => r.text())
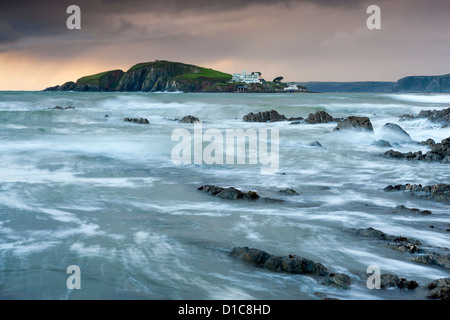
top-left (0, 0), bottom-right (449, 90)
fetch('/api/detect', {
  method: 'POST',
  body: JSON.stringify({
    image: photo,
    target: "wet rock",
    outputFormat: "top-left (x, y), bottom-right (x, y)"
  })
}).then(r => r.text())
top-left (394, 205), bottom-right (432, 215)
top-left (198, 185), bottom-right (260, 201)
top-left (333, 116), bottom-right (374, 132)
top-left (380, 273), bottom-right (418, 290)
top-left (355, 227), bottom-right (423, 253)
top-left (243, 110), bottom-right (287, 122)
top-left (308, 141), bottom-right (323, 147)
top-left (230, 247), bottom-right (271, 266)
top-left (49, 106), bottom-right (75, 110)
top-left (380, 273), bottom-right (400, 289)
top-left (387, 236), bottom-right (422, 253)
top-left (322, 273), bottom-right (352, 289)
top-left (124, 117), bottom-right (150, 124)
top-left (412, 252), bottom-right (450, 269)
top-left (230, 247), bottom-right (329, 276)
top-left (420, 138), bottom-right (436, 147)
top-left (400, 107), bottom-right (450, 127)
top-left (179, 115), bottom-right (200, 123)
top-left (383, 149), bottom-right (424, 160)
top-left (384, 183), bottom-right (450, 204)
top-left (426, 278), bottom-right (450, 300)
top-left (304, 111), bottom-right (338, 124)
top-left (313, 292), bottom-right (339, 300)
top-left (287, 117), bottom-right (305, 121)
top-left (355, 227), bottom-right (393, 240)
top-left (379, 123), bottom-right (414, 144)
top-left (371, 140), bottom-right (392, 148)
top-left (278, 188), bottom-right (299, 195)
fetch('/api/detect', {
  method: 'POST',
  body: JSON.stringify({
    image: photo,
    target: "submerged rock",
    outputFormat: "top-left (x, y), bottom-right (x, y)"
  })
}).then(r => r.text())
top-left (380, 273), bottom-right (419, 290)
top-left (387, 236), bottom-right (422, 253)
top-left (420, 138), bottom-right (436, 147)
top-left (382, 137), bottom-right (450, 163)
top-left (355, 227), bottom-right (393, 240)
top-left (198, 185), bottom-right (260, 201)
top-left (278, 188), bottom-right (299, 195)
top-left (304, 111), bottom-right (339, 124)
top-left (198, 185), bottom-right (284, 203)
top-left (179, 115), bottom-right (200, 123)
top-left (333, 116), bottom-right (374, 132)
top-left (230, 247), bottom-right (329, 276)
top-left (371, 140), bottom-right (393, 148)
top-left (308, 141), bottom-right (323, 147)
top-left (243, 110), bottom-right (287, 122)
top-left (124, 117), bottom-right (150, 124)
top-left (49, 106), bottom-right (75, 110)
top-left (412, 252), bottom-right (450, 269)
top-left (355, 227), bottom-right (423, 253)
top-left (200, 185), bottom-right (261, 201)
top-left (384, 183), bottom-right (450, 204)
top-left (379, 123), bottom-right (414, 144)
top-left (400, 107), bottom-right (450, 127)
top-left (394, 205), bottom-right (432, 215)
top-left (426, 278), bottom-right (450, 300)
top-left (322, 273), bottom-right (352, 289)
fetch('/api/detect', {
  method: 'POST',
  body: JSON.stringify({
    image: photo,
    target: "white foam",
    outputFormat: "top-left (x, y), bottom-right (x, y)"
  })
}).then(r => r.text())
top-left (387, 94), bottom-right (450, 104)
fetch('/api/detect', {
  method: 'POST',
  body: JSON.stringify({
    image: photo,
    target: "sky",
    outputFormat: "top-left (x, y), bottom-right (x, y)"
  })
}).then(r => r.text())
top-left (0, 0), bottom-right (449, 90)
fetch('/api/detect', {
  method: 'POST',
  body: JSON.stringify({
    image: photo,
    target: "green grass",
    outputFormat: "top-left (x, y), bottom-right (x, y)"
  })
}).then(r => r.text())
top-left (179, 67), bottom-right (231, 81)
top-left (127, 60), bottom-right (174, 72)
top-left (128, 60), bottom-right (231, 81)
top-left (77, 70), bottom-right (122, 84)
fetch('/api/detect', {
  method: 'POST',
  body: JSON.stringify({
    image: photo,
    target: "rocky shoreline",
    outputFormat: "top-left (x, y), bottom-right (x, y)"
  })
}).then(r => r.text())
top-left (197, 181), bottom-right (450, 299)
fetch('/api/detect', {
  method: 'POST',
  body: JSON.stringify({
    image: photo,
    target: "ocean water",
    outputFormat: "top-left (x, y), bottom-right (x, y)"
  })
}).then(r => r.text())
top-left (0, 91), bottom-right (449, 300)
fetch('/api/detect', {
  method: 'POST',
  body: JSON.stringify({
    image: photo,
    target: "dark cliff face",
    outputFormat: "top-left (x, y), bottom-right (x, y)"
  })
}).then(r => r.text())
top-left (390, 75), bottom-right (450, 93)
top-left (44, 60), bottom-right (232, 92)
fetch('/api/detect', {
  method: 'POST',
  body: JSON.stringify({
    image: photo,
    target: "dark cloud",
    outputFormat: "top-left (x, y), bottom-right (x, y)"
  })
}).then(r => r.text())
top-left (0, 0), bottom-right (372, 44)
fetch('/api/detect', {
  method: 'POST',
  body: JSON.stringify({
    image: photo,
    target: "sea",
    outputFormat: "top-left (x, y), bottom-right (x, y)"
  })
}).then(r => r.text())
top-left (0, 91), bottom-right (449, 300)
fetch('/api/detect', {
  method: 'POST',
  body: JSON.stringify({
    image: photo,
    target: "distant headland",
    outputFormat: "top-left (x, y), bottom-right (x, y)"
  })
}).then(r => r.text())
top-left (43, 60), bottom-right (307, 93)
top-left (43, 60), bottom-right (450, 93)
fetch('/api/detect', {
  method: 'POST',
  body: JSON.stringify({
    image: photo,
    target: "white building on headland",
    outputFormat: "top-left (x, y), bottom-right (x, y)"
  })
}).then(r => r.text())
top-left (284, 83), bottom-right (299, 91)
top-left (231, 71), bottom-right (261, 84)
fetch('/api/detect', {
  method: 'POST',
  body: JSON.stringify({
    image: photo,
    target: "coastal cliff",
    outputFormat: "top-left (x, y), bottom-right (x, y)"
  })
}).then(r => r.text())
top-left (44, 60), bottom-right (233, 93)
top-left (390, 74), bottom-right (450, 93)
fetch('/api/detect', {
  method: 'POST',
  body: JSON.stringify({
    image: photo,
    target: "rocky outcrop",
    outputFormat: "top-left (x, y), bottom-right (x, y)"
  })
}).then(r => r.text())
top-left (278, 188), bottom-right (299, 195)
top-left (198, 185), bottom-right (260, 201)
top-left (384, 183), bottom-right (450, 204)
top-left (308, 141), bottom-right (323, 147)
top-left (304, 111), bottom-right (339, 124)
top-left (124, 117), bottom-right (150, 124)
top-left (394, 205), bottom-right (432, 215)
top-left (242, 110), bottom-right (335, 123)
top-left (387, 236), bottom-right (422, 253)
top-left (399, 107), bottom-right (450, 127)
top-left (426, 278), bottom-right (450, 300)
top-left (371, 140), bottom-right (392, 148)
top-left (230, 247), bottom-right (355, 290)
top-left (382, 137), bottom-right (450, 163)
top-left (243, 110), bottom-right (288, 122)
top-left (322, 273), bottom-right (352, 289)
top-left (380, 273), bottom-right (419, 290)
top-left (179, 115), bottom-right (200, 123)
top-left (230, 247), bottom-right (329, 276)
top-left (48, 106), bottom-right (75, 110)
top-left (379, 123), bottom-right (414, 144)
top-left (333, 116), bottom-right (374, 132)
top-left (412, 252), bottom-right (450, 269)
top-left (355, 227), bottom-right (423, 253)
